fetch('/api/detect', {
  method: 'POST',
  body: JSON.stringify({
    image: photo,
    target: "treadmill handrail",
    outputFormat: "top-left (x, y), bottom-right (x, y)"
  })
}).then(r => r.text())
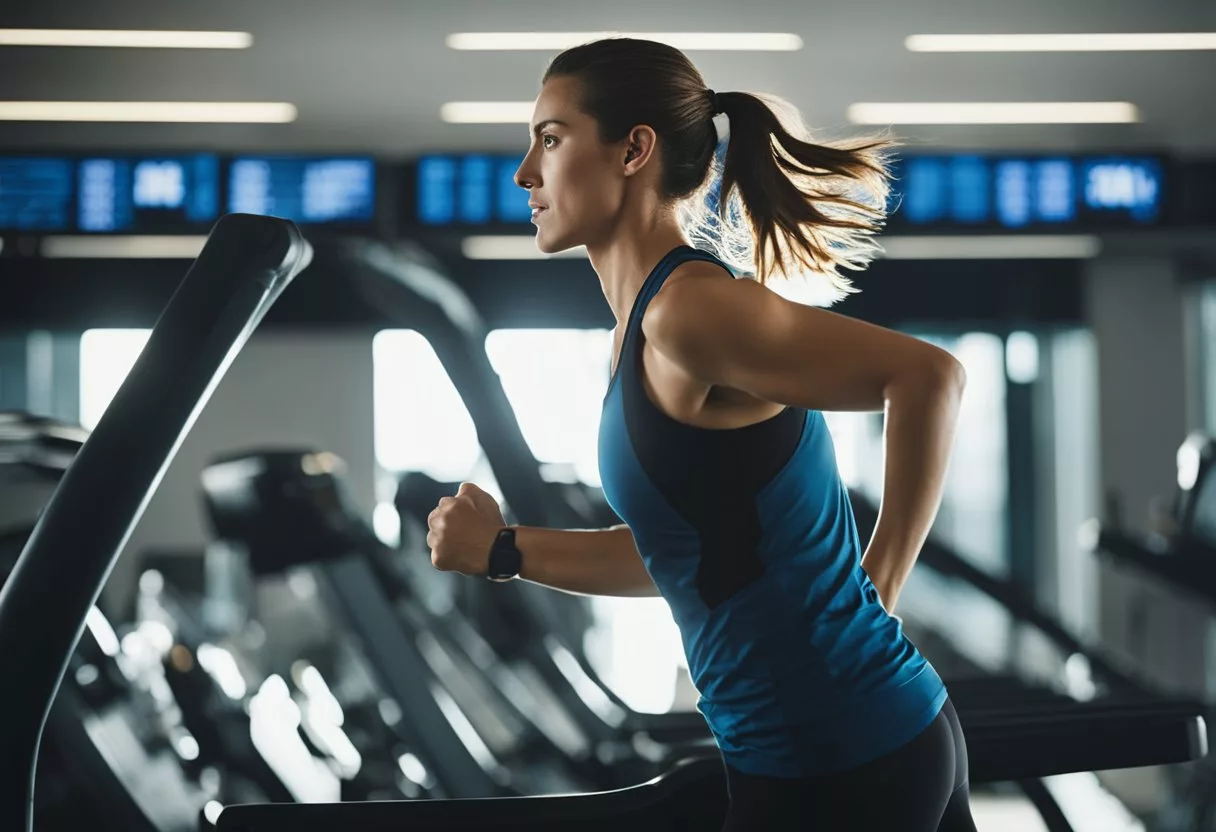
top-left (333, 239), bottom-right (577, 529)
top-left (0, 214), bottom-right (311, 832)
top-left (1094, 525), bottom-right (1216, 604)
top-left (213, 702), bottom-right (1206, 830)
top-left (848, 491), bottom-right (1146, 695)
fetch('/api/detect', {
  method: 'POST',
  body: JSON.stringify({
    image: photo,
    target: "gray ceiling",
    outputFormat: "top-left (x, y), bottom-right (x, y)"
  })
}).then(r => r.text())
top-left (0, 0), bottom-right (1213, 159)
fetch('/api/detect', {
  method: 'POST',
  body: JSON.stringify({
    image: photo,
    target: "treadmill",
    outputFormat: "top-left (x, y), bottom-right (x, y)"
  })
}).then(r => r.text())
top-left (0, 218), bottom-right (1205, 832)
top-left (0, 414), bottom-right (268, 831)
top-left (1088, 431), bottom-right (1216, 828)
top-left (196, 447), bottom-right (594, 799)
top-left (1090, 431), bottom-right (1216, 603)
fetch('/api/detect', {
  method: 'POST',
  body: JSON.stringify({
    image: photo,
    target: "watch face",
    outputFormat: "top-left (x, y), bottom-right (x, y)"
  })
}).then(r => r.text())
top-left (488, 538), bottom-right (520, 581)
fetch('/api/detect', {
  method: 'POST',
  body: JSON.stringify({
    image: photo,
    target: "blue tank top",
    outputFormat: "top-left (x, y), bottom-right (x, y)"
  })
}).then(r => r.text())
top-left (597, 245), bottom-right (947, 778)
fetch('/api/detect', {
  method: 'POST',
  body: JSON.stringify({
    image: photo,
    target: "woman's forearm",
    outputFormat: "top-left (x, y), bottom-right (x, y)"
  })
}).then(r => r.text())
top-left (515, 524), bottom-right (661, 598)
top-left (860, 357), bottom-right (966, 613)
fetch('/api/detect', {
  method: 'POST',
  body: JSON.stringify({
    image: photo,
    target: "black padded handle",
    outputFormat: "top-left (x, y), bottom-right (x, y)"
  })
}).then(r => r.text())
top-left (0, 214), bottom-right (311, 832)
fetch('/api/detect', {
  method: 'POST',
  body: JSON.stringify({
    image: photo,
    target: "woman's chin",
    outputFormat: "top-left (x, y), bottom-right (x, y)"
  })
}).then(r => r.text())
top-left (535, 231), bottom-right (576, 256)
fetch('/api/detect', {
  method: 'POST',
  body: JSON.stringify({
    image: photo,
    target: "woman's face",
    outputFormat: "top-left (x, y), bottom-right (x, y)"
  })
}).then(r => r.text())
top-left (514, 76), bottom-right (632, 254)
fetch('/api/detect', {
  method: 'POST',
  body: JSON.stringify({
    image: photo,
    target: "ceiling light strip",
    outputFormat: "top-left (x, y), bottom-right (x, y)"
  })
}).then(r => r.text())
top-left (0, 29), bottom-right (253, 49)
top-left (440, 102), bottom-right (535, 124)
top-left (0, 101), bottom-right (298, 123)
top-left (847, 102), bottom-right (1139, 125)
top-left (460, 234), bottom-right (1102, 261)
top-left (906, 33), bottom-right (1216, 52)
top-left (447, 32), bottom-right (802, 51)
top-left (41, 236), bottom-right (209, 259)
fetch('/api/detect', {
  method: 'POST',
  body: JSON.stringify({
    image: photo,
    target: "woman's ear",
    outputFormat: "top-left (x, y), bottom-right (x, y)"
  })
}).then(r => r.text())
top-left (623, 125), bottom-right (658, 175)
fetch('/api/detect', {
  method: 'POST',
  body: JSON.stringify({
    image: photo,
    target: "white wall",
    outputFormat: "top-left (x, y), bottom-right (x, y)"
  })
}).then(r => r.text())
top-left (1084, 256), bottom-right (1209, 697)
top-left (1086, 256), bottom-right (1192, 534)
top-left (1034, 331), bottom-right (1102, 640)
top-left (101, 331), bottom-right (377, 614)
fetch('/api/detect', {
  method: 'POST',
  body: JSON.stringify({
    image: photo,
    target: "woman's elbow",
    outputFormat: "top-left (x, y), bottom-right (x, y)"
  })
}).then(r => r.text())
top-left (905, 350), bottom-right (966, 404)
top-left (933, 352), bottom-right (967, 397)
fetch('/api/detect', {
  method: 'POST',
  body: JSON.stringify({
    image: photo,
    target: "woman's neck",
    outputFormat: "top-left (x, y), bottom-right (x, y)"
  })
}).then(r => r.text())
top-left (586, 205), bottom-right (689, 326)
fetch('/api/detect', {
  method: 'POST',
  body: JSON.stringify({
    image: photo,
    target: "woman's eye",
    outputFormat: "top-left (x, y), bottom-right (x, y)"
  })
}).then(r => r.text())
top-left (542, 134), bottom-right (557, 149)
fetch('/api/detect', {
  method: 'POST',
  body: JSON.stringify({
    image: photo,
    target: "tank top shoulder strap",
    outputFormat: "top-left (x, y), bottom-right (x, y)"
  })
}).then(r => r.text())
top-left (622, 245), bottom-right (732, 343)
top-left (608, 245), bottom-right (733, 401)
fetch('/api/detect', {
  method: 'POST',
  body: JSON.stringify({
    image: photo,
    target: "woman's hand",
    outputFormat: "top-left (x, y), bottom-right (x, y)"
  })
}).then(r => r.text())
top-left (427, 482), bottom-right (506, 576)
top-left (862, 556), bottom-right (902, 615)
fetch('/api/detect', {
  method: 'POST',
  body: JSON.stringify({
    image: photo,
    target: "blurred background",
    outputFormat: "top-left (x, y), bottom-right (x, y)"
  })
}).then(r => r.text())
top-left (2, 2), bottom-right (1216, 831)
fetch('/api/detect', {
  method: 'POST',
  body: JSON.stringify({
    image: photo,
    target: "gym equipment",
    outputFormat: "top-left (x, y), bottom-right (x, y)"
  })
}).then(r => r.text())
top-left (199, 447), bottom-right (512, 799)
top-left (211, 679), bottom-right (1207, 831)
top-left (848, 492), bottom-right (1148, 695)
top-left (134, 550), bottom-right (451, 807)
top-left (0, 412), bottom-right (89, 554)
top-left (199, 448), bottom-right (665, 796)
top-left (1091, 432), bottom-right (1216, 600)
top-left (1086, 432), bottom-right (1216, 831)
top-left (0, 214), bottom-right (313, 832)
top-left (0, 414), bottom-right (221, 831)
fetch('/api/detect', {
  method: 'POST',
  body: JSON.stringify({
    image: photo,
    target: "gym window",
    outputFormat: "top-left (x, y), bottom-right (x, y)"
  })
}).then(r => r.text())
top-left (79, 328), bottom-right (152, 430)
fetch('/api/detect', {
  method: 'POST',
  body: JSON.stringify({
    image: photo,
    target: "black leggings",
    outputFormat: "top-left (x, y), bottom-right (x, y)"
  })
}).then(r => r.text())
top-left (722, 698), bottom-right (977, 831)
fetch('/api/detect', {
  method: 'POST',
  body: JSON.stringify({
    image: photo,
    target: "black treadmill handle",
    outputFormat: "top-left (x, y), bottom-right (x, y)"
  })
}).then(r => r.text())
top-left (627, 709), bottom-right (708, 742)
top-left (850, 492), bottom-right (1144, 694)
top-left (0, 214), bottom-right (311, 832)
top-left (1094, 527), bottom-right (1216, 603)
top-left (214, 703), bottom-right (1208, 831)
top-left (968, 712), bottom-right (1207, 783)
top-left (216, 756), bottom-right (721, 830)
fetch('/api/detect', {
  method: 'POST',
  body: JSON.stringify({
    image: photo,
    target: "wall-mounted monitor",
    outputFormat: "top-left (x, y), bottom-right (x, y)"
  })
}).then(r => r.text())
top-left (227, 156), bottom-right (376, 226)
top-left (76, 154), bottom-right (221, 232)
top-left (0, 157), bottom-right (74, 232)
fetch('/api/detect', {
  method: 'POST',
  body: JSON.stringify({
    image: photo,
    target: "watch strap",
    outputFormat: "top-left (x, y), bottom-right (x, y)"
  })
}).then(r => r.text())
top-left (487, 527), bottom-right (521, 581)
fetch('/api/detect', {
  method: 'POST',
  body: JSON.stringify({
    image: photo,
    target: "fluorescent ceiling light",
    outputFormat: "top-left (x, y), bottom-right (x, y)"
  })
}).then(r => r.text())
top-left (847, 102), bottom-right (1139, 125)
top-left (41, 235), bottom-right (208, 259)
top-left (462, 235), bottom-right (587, 260)
top-left (0, 29), bottom-right (252, 49)
top-left (906, 33), bottom-right (1216, 52)
top-left (461, 234), bottom-right (1100, 261)
top-left (447, 32), bottom-right (802, 51)
top-left (878, 235), bottom-right (1102, 260)
top-left (441, 102), bottom-right (534, 124)
top-left (0, 102), bottom-right (297, 123)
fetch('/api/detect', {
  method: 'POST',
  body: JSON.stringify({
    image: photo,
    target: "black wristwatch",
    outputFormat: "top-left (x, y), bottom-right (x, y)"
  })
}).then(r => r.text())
top-left (487, 527), bottom-right (522, 582)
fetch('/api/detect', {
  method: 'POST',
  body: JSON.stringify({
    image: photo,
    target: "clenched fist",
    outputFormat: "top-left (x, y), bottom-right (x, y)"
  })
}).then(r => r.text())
top-left (427, 482), bottom-right (506, 576)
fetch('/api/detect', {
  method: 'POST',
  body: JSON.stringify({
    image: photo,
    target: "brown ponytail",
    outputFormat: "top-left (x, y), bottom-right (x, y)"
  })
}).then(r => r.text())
top-left (709, 92), bottom-right (893, 300)
top-left (546, 38), bottom-right (895, 303)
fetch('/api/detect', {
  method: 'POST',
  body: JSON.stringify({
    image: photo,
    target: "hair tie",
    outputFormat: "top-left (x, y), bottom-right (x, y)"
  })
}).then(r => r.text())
top-left (706, 88), bottom-right (723, 115)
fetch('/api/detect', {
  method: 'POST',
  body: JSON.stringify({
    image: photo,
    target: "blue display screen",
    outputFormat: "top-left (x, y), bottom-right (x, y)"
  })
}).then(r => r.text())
top-left (458, 155), bottom-right (494, 224)
top-left (886, 153), bottom-right (1163, 229)
top-left (0, 158), bottom-right (74, 231)
top-left (77, 154), bottom-right (220, 232)
top-left (950, 156), bottom-right (990, 223)
top-left (1080, 157), bottom-right (1162, 222)
top-left (417, 152), bottom-right (1165, 230)
top-left (228, 156), bottom-right (376, 224)
top-left (497, 157), bottom-right (531, 222)
top-left (417, 156), bottom-right (457, 225)
top-left (415, 153), bottom-right (529, 225)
